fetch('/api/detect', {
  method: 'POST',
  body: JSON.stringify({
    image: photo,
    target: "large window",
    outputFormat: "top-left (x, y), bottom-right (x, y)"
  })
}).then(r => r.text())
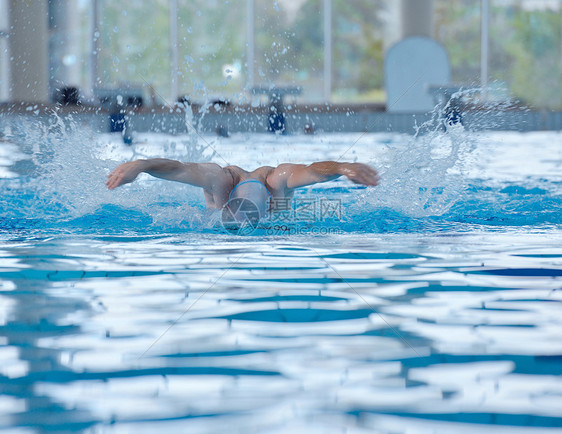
top-left (3, 1), bottom-right (559, 108)
top-left (93, 0), bottom-right (389, 104)
top-left (254, 0), bottom-right (324, 101)
top-left (435, 0), bottom-right (561, 109)
top-left (0, 0), bottom-right (10, 101)
top-left (98, 1), bottom-right (171, 99)
top-left (97, 0), bottom-right (247, 103)
top-left (332, 0), bottom-right (386, 103)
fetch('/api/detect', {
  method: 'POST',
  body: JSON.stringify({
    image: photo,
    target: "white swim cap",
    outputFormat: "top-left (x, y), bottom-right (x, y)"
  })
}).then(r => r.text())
top-left (221, 180), bottom-right (271, 233)
top-left (228, 180), bottom-right (271, 219)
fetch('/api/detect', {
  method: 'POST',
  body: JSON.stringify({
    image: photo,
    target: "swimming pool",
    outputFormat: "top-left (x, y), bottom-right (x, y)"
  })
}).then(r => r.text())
top-left (0, 117), bottom-right (561, 432)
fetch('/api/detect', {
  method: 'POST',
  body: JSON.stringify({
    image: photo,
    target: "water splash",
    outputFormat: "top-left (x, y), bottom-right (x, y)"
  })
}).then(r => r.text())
top-left (352, 102), bottom-right (475, 220)
top-left (1, 95), bottom-right (560, 235)
top-left (0, 111), bottom-right (211, 230)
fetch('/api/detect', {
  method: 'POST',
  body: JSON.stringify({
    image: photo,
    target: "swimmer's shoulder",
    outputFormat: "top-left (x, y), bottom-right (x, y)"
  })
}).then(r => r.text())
top-left (252, 165), bottom-right (275, 179)
top-left (224, 165), bottom-right (248, 183)
top-left (264, 163), bottom-right (304, 191)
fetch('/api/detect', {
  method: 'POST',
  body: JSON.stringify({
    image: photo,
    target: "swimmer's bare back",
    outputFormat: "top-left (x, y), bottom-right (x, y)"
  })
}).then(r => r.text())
top-left (106, 159), bottom-right (379, 209)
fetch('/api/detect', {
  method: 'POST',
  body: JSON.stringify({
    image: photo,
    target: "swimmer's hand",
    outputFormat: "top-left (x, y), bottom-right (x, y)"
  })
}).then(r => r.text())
top-left (106, 160), bottom-right (145, 190)
top-left (339, 163), bottom-right (379, 186)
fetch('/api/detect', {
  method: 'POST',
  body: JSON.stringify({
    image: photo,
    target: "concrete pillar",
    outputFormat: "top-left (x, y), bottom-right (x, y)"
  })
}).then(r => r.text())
top-left (481, 0), bottom-right (489, 98)
top-left (246, 0), bottom-right (255, 91)
top-left (383, 0), bottom-right (402, 51)
top-left (323, 0), bottom-right (332, 101)
top-left (9, 0), bottom-right (49, 103)
top-left (169, 0), bottom-right (178, 103)
top-left (90, 0), bottom-right (101, 95)
top-left (49, 0), bottom-right (81, 95)
top-left (400, 0), bottom-right (434, 39)
top-left (0, 0), bottom-right (10, 101)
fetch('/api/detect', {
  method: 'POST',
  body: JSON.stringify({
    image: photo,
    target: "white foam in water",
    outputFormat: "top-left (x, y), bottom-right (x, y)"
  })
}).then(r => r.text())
top-left (0, 140), bottom-right (26, 179)
top-left (358, 91), bottom-right (484, 219)
top-left (1, 104), bottom-right (561, 433)
top-left (1, 94), bottom-right (560, 232)
top-left (357, 123), bottom-right (474, 218)
top-left (1, 111), bottom-right (215, 228)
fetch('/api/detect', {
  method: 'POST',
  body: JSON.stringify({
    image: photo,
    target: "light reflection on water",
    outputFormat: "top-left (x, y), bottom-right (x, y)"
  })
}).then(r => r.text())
top-left (1, 126), bottom-right (562, 431)
top-left (1, 233), bottom-right (561, 432)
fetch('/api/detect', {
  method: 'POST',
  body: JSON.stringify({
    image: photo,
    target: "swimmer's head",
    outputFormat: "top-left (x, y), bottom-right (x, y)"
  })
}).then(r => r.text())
top-left (221, 180), bottom-right (270, 232)
top-left (229, 180), bottom-right (270, 219)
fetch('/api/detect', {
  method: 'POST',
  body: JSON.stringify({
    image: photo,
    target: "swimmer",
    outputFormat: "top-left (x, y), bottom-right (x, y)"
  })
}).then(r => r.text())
top-left (106, 159), bottom-right (379, 221)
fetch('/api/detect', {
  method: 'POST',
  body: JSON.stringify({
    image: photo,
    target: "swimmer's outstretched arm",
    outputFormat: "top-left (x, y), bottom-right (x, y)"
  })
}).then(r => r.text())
top-left (106, 159), bottom-right (230, 191)
top-left (270, 162), bottom-right (379, 190)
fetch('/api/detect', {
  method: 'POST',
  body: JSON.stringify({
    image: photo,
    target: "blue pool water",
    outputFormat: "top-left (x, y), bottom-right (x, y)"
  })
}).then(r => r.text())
top-left (0, 116), bottom-right (561, 433)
